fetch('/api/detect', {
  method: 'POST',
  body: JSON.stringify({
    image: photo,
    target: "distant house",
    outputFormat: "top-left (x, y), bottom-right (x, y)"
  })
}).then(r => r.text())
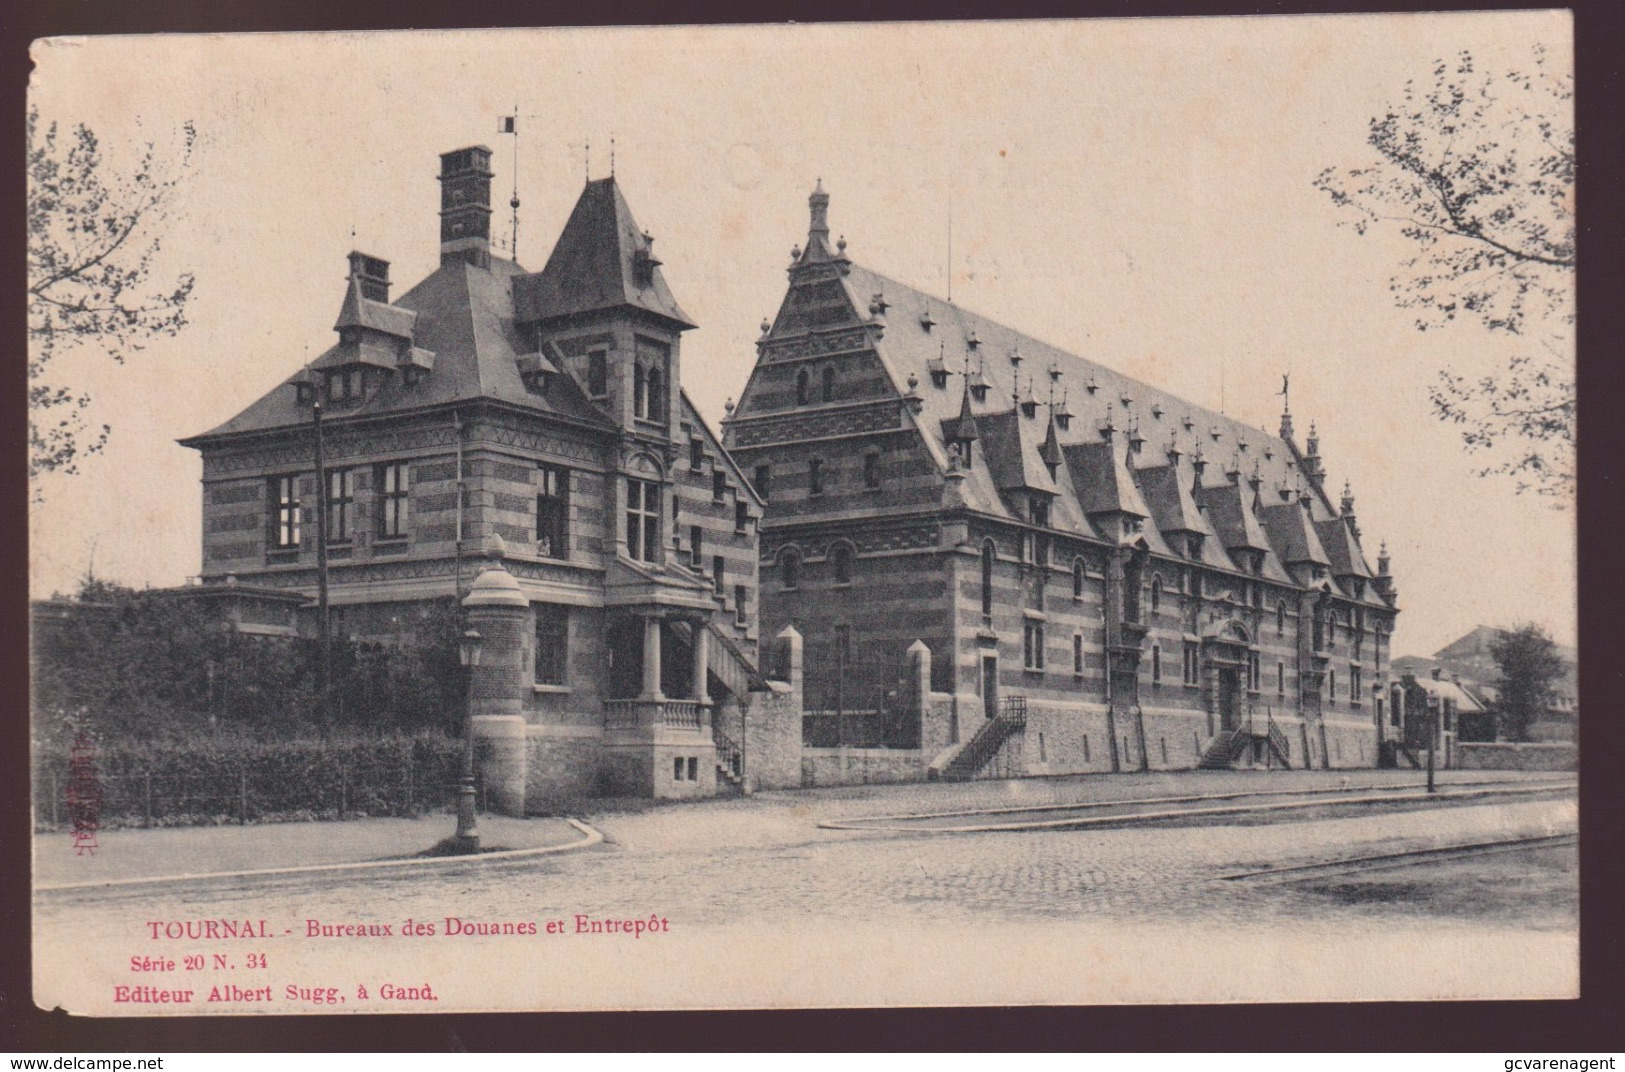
top-left (1392, 625), bottom-right (1577, 744)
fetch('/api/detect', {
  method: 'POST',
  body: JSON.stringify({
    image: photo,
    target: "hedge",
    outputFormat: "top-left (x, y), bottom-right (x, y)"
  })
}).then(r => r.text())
top-left (32, 731), bottom-right (472, 830)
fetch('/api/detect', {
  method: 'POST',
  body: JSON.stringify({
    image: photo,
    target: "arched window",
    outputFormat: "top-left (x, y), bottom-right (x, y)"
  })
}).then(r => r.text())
top-left (831, 544), bottom-right (853, 585)
top-left (821, 365), bottom-right (836, 402)
top-left (981, 540), bottom-right (996, 618)
top-left (1073, 558), bottom-right (1086, 600)
top-left (646, 365), bottom-right (665, 422)
top-left (780, 548), bottom-right (801, 590)
top-left (1150, 577), bottom-right (1162, 613)
top-left (632, 363), bottom-right (647, 418)
top-left (795, 368), bottom-right (810, 406)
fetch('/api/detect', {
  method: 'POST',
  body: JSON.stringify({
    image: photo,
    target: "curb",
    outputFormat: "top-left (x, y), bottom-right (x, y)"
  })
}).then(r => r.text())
top-left (820, 781), bottom-right (1576, 833)
top-left (34, 818), bottom-right (604, 893)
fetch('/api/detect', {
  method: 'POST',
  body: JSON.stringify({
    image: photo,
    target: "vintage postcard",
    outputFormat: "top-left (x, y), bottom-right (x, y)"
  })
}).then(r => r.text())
top-left (28, 13), bottom-right (1578, 1014)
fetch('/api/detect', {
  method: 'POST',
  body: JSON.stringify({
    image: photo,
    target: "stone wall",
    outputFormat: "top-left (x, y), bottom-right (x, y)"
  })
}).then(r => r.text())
top-left (1455, 742), bottom-right (1577, 771)
top-left (801, 748), bottom-right (926, 787)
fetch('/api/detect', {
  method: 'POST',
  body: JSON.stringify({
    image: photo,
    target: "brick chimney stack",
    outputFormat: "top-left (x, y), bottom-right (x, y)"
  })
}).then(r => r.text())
top-left (439, 146), bottom-right (494, 269)
top-left (347, 251), bottom-right (391, 302)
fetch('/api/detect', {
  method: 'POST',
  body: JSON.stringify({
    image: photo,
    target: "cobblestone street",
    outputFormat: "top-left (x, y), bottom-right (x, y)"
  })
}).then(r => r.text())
top-left (34, 772), bottom-right (1577, 1011)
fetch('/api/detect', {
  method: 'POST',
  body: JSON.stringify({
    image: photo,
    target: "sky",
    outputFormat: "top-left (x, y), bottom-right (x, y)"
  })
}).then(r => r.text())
top-left (26, 13), bottom-right (1576, 658)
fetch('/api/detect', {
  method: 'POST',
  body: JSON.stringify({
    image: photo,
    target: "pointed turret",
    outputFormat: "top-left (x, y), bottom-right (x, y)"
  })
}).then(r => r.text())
top-left (513, 176), bottom-right (696, 330)
top-left (1303, 419), bottom-right (1324, 483)
top-left (1040, 409), bottom-right (1064, 479)
top-left (1340, 479), bottom-right (1361, 541)
top-left (943, 382), bottom-right (980, 466)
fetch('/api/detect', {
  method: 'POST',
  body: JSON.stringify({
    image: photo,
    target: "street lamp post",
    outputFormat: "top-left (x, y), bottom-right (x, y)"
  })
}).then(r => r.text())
top-left (1426, 697), bottom-right (1438, 794)
top-left (455, 627), bottom-right (484, 852)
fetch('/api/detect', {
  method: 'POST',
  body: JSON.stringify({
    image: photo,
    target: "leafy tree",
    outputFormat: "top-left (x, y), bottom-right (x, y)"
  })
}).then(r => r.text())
top-left (27, 107), bottom-right (197, 494)
top-left (1488, 623), bottom-right (1565, 742)
top-left (1314, 48), bottom-right (1573, 500)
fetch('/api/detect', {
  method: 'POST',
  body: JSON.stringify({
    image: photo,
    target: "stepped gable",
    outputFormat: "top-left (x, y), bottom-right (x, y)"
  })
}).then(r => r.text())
top-left (184, 255), bottom-right (613, 444)
top-left (512, 176), bottom-right (696, 329)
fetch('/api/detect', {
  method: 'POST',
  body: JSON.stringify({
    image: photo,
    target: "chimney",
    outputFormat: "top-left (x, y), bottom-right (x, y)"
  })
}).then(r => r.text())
top-left (347, 251), bottom-right (391, 303)
top-left (438, 146), bottom-right (494, 269)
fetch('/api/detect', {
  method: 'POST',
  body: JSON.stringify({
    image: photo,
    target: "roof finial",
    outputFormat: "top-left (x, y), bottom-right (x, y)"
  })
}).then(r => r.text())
top-left (609, 134), bottom-right (615, 177)
top-left (584, 138), bottom-right (590, 182)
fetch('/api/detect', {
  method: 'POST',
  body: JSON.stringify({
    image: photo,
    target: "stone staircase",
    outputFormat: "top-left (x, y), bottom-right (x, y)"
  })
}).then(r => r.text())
top-left (940, 697), bottom-right (1028, 781)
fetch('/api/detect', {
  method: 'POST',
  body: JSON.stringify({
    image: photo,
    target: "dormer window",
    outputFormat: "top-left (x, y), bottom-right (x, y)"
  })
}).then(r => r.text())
top-left (1030, 497), bottom-right (1050, 528)
top-left (929, 367), bottom-right (949, 389)
top-left (325, 367), bottom-right (363, 405)
top-left (1186, 534), bottom-right (1205, 560)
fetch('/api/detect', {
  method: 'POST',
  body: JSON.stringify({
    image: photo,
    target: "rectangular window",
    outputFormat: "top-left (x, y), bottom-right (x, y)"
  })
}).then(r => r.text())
top-left (712, 469), bottom-right (727, 502)
top-left (690, 438), bottom-right (705, 470)
top-left (1248, 651), bottom-right (1261, 692)
top-left (375, 461), bottom-right (410, 539)
top-left (864, 452), bottom-right (881, 489)
top-left (1152, 644), bottom-right (1162, 683)
top-left (325, 367), bottom-right (362, 405)
top-left (735, 500), bottom-right (749, 534)
top-left (534, 606), bottom-right (568, 686)
top-left (326, 468), bottom-right (355, 543)
top-left (808, 458), bottom-right (824, 495)
top-left (1183, 641), bottom-right (1200, 686)
top-left (687, 756), bottom-right (698, 782)
top-left (270, 475), bottom-right (301, 549)
top-left (673, 757), bottom-right (686, 782)
top-left (1023, 621), bottom-right (1045, 671)
top-left (1073, 634), bottom-right (1084, 676)
top-left (587, 348), bottom-right (608, 397)
top-left (1278, 661), bottom-right (1286, 696)
top-left (754, 464), bottom-right (771, 500)
top-left (734, 584), bottom-right (748, 627)
top-left (712, 554), bottom-right (725, 595)
top-left (1329, 669), bottom-right (1337, 702)
top-left (1351, 665), bottom-right (1363, 705)
top-left (689, 524), bottom-right (703, 567)
top-left (536, 465), bottom-right (570, 559)
top-left (625, 477), bottom-right (660, 563)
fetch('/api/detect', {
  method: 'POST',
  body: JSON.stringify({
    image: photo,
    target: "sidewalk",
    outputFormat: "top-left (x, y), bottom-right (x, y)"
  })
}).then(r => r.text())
top-left (33, 813), bottom-right (583, 888)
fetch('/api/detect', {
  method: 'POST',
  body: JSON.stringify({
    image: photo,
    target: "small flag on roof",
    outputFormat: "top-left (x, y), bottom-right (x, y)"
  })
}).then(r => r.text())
top-left (498, 116), bottom-right (517, 134)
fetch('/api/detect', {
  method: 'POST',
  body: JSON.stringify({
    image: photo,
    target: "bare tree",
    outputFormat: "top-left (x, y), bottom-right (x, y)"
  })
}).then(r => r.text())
top-left (1314, 48), bottom-right (1573, 500)
top-left (27, 107), bottom-right (197, 495)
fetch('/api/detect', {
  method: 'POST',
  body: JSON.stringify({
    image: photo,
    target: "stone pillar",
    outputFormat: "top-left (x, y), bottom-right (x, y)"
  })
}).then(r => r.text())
top-left (744, 624), bottom-right (805, 791)
top-left (641, 615), bottom-right (664, 701)
top-left (692, 619), bottom-right (711, 705)
top-left (462, 551), bottom-right (531, 817)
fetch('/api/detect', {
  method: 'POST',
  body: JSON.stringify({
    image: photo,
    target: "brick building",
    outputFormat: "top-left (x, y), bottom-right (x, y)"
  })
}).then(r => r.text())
top-left (180, 146), bottom-right (781, 801)
top-left (724, 185), bottom-right (1401, 779)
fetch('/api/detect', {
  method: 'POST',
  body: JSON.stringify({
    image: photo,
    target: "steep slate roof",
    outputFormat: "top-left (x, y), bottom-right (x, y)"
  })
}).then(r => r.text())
top-left (183, 255), bottom-right (614, 444)
top-left (744, 230), bottom-right (1397, 598)
top-left (332, 275), bottom-right (419, 338)
top-left (1260, 500), bottom-right (1333, 568)
top-left (512, 177), bottom-right (696, 329)
top-left (1195, 477), bottom-right (1293, 582)
top-left (1315, 516), bottom-right (1373, 579)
